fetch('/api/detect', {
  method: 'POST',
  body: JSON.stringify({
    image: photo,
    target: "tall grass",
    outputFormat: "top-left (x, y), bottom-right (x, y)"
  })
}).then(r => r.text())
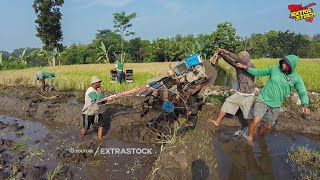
top-left (0, 62), bottom-right (177, 92)
top-left (218, 58), bottom-right (320, 91)
top-left (0, 59), bottom-right (318, 92)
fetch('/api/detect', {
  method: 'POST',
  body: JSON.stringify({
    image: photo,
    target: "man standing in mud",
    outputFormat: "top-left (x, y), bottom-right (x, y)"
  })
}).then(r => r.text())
top-left (35, 70), bottom-right (55, 92)
top-left (81, 76), bottom-right (106, 140)
top-left (236, 55), bottom-right (310, 145)
top-left (208, 48), bottom-right (255, 130)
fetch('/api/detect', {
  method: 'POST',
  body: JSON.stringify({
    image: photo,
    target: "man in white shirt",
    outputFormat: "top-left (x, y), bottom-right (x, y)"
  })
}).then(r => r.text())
top-left (81, 76), bottom-right (106, 140)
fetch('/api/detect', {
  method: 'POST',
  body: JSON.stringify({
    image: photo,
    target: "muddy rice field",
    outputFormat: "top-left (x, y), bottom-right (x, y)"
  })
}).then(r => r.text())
top-left (0, 85), bottom-right (320, 180)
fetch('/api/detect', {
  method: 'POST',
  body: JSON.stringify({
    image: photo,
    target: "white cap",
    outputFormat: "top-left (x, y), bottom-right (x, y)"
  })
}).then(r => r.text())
top-left (91, 76), bottom-right (102, 84)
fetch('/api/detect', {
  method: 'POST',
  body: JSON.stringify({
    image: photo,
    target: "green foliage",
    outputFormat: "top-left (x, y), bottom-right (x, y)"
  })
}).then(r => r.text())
top-left (212, 22), bottom-right (240, 52)
top-left (33, 0), bottom-right (64, 66)
top-left (113, 11), bottom-right (137, 62)
top-left (205, 95), bottom-right (226, 105)
top-left (33, 0), bottom-right (64, 52)
top-left (240, 30), bottom-right (319, 58)
top-left (18, 48), bottom-right (28, 64)
top-left (60, 43), bottom-right (91, 64)
top-left (0, 61), bottom-right (28, 71)
top-left (5, 19), bottom-right (320, 66)
top-left (96, 41), bottom-right (113, 64)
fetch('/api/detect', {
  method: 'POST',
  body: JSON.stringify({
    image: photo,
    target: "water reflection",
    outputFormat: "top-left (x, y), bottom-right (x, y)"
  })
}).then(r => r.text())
top-left (213, 128), bottom-right (320, 180)
top-left (213, 65), bottom-right (238, 90)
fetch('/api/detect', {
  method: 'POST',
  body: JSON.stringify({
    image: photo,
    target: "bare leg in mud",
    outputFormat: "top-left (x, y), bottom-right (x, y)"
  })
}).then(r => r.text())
top-left (208, 111), bottom-right (226, 127)
top-left (97, 127), bottom-right (103, 140)
top-left (81, 128), bottom-right (86, 137)
top-left (39, 80), bottom-right (46, 92)
top-left (247, 116), bottom-right (262, 145)
top-left (258, 122), bottom-right (271, 136)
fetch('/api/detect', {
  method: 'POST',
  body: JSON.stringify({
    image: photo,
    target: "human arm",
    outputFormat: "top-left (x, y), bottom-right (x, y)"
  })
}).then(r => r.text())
top-left (220, 53), bottom-right (237, 68)
top-left (294, 77), bottom-right (310, 115)
top-left (236, 63), bottom-right (272, 77)
top-left (88, 91), bottom-right (105, 101)
top-left (216, 48), bottom-right (248, 65)
top-left (214, 48), bottom-right (237, 68)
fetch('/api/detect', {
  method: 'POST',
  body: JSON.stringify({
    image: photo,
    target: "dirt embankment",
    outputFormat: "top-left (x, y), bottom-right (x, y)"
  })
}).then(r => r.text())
top-left (146, 104), bottom-right (220, 180)
top-left (0, 86), bottom-right (83, 125)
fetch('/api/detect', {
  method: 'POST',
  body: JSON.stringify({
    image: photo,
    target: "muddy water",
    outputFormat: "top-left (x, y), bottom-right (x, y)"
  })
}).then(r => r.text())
top-left (0, 115), bottom-right (158, 179)
top-left (0, 115), bottom-right (48, 144)
top-left (213, 126), bottom-right (320, 180)
top-left (213, 66), bottom-right (237, 89)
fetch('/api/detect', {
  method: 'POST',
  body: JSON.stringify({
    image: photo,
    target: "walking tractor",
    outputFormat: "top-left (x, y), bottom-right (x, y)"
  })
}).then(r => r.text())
top-left (99, 53), bottom-right (219, 134)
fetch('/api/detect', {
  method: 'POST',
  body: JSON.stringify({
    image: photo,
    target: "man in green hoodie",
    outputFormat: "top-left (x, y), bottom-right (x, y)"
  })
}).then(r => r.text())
top-left (236, 55), bottom-right (310, 145)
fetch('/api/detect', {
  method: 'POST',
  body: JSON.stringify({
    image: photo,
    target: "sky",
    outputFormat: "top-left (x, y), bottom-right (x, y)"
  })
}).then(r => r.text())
top-left (0, 0), bottom-right (319, 52)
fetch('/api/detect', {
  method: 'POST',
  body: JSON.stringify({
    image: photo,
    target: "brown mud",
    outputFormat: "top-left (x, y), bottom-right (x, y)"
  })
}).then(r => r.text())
top-left (1, 84), bottom-right (320, 179)
top-left (0, 115), bottom-right (159, 179)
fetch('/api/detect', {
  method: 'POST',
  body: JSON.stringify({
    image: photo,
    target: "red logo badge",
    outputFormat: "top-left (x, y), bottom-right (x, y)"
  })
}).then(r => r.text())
top-left (288, 2), bottom-right (316, 22)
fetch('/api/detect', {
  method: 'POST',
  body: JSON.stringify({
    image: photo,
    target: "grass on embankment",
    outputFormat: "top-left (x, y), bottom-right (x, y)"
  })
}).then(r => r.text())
top-left (218, 58), bottom-right (320, 91)
top-left (287, 145), bottom-right (320, 179)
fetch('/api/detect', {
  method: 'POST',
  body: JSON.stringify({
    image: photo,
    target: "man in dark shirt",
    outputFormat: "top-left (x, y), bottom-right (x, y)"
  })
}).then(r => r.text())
top-left (208, 49), bottom-right (255, 129)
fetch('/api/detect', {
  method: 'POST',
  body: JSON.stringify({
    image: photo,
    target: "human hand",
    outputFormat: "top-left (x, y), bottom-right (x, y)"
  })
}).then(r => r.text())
top-left (215, 48), bottom-right (223, 54)
top-left (236, 63), bottom-right (248, 69)
top-left (97, 87), bottom-right (103, 93)
top-left (215, 48), bottom-right (229, 55)
top-left (302, 105), bottom-right (310, 119)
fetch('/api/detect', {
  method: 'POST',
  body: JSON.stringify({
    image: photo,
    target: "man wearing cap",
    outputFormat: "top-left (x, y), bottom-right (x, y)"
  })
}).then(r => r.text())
top-left (208, 48), bottom-right (255, 131)
top-left (35, 71), bottom-right (55, 92)
top-left (81, 76), bottom-right (106, 140)
top-left (236, 55), bottom-right (310, 145)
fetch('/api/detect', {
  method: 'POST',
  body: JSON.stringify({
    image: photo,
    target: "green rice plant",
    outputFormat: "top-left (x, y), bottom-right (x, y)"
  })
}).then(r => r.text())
top-left (10, 142), bottom-right (27, 151)
top-left (47, 164), bottom-right (64, 180)
top-left (0, 62), bottom-right (177, 92)
top-left (9, 164), bottom-right (19, 179)
top-left (1, 59), bottom-right (319, 92)
top-left (288, 145), bottom-right (320, 179)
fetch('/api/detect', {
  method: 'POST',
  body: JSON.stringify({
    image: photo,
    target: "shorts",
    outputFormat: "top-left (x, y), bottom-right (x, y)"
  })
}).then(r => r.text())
top-left (248, 98), bottom-right (280, 126)
top-left (221, 93), bottom-right (254, 119)
top-left (82, 113), bottom-right (106, 129)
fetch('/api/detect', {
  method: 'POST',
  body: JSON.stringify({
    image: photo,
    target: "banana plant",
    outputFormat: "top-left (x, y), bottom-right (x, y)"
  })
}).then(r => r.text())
top-left (97, 41), bottom-right (113, 63)
top-left (37, 50), bottom-right (52, 66)
top-left (18, 48), bottom-right (28, 64)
